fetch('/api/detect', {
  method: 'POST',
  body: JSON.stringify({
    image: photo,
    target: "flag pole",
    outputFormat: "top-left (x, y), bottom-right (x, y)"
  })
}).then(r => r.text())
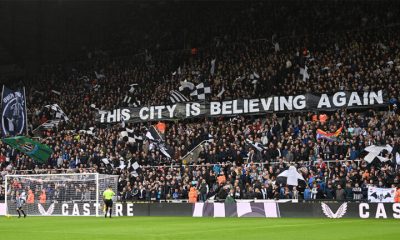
top-left (23, 86), bottom-right (29, 136)
top-left (1, 85), bottom-right (4, 138)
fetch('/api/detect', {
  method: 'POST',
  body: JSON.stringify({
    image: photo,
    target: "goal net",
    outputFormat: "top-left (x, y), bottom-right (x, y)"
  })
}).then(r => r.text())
top-left (5, 173), bottom-right (118, 216)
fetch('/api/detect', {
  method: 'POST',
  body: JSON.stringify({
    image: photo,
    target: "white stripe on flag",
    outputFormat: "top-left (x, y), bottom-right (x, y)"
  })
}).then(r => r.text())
top-left (171, 91), bottom-right (182, 102)
top-left (213, 203), bottom-right (225, 217)
top-left (264, 202), bottom-right (279, 218)
top-left (193, 203), bottom-right (204, 217)
top-left (237, 202), bottom-right (252, 217)
top-left (170, 90), bottom-right (188, 102)
top-left (123, 95), bottom-right (131, 103)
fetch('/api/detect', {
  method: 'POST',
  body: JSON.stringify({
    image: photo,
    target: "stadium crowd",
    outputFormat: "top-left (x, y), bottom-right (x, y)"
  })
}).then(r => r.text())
top-left (1, 1), bottom-right (400, 202)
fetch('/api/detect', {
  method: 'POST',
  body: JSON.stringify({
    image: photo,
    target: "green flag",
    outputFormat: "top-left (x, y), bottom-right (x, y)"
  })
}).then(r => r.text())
top-left (3, 136), bottom-right (53, 164)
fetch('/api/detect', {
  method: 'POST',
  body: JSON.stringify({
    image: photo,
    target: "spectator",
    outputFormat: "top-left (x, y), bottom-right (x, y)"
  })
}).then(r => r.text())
top-left (303, 186), bottom-right (311, 200)
top-left (352, 183), bottom-right (362, 201)
top-left (335, 185), bottom-right (345, 201)
top-left (188, 186), bottom-right (198, 203)
top-left (225, 189), bottom-right (236, 203)
top-left (311, 183), bottom-right (318, 200)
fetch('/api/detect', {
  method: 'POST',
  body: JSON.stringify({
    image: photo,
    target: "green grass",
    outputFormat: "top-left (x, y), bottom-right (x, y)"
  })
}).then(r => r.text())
top-left (0, 217), bottom-right (399, 240)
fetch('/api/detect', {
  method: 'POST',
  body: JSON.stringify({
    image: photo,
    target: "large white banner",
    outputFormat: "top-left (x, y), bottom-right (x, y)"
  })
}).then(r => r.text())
top-left (368, 187), bottom-right (396, 203)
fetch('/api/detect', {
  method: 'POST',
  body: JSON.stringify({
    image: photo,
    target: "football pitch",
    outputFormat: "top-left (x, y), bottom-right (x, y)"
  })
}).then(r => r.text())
top-left (1, 217), bottom-right (399, 240)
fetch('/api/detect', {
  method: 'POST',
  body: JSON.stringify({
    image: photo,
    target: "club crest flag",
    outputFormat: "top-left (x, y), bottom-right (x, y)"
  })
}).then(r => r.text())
top-left (1, 86), bottom-right (27, 137)
top-left (3, 136), bottom-right (53, 164)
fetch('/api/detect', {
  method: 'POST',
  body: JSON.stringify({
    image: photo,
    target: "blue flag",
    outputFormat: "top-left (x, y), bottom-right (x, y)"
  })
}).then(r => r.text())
top-left (1, 86), bottom-right (27, 137)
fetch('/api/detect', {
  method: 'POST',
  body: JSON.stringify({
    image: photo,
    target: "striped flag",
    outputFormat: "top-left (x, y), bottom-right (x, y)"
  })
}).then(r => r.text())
top-left (169, 90), bottom-right (189, 103)
top-left (316, 126), bottom-right (343, 141)
top-left (146, 126), bottom-right (171, 158)
top-left (123, 95), bottom-right (140, 107)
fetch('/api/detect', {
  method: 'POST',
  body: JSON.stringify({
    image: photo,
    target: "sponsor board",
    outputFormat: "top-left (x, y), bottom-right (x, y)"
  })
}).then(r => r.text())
top-left (3, 202), bottom-right (400, 218)
top-left (321, 202), bottom-right (347, 218)
top-left (278, 202), bottom-right (400, 219)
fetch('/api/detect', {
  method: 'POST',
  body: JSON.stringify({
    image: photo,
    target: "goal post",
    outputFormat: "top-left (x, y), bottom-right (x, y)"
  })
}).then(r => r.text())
top-left (4, 173), bottom-right (118, 217)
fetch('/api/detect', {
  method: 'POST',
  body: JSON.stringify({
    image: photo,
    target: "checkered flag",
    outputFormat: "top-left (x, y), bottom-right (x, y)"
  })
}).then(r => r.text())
top-left (190, 82), bottom-right (211, 100)
top-left (44, 104), bottom-right (69, 121)
top-left (120, 127), bottom-right (143, 143)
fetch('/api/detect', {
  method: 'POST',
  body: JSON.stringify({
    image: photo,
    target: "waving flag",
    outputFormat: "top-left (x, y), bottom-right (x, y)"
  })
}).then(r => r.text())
top-left (169, 90), bottom-right (189, 103)
top-left (316, 126), bottom-right (343, 141)
top-left (44, 104), bottom-right (69, 121)
top-left (3, 136), bottom-right (53, 164)
top-left (146, 126), bottom-right (171, 158)
top-left (190, 82), bottom-right (211, 100)
top-left (363, 144), bottom-right (393, 163)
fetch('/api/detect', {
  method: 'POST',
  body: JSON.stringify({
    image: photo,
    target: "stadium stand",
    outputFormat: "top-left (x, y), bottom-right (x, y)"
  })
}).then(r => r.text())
top-left (1, 0), bottom-right (400, 203)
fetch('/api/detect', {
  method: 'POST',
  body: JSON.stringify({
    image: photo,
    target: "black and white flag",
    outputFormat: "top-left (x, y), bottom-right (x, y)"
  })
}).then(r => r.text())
top-left (300, 66), bottom-right (309, 82)
top-left (94, 71), bottom-right (106, 79)
top-left (79, 127), bottom-right (96, 136)
top-left (250, 72), bottom-right (260, 85)
top-left (1, 86), bottom-right (27, 137)
top-left (245, 139), bottom-right (266, 152)
top-left (179, 81), bottom-right (195, 91)
top-left (120, 127), bottom-right (143, 143)
top-left (146, 126), bottom-right (163, 142)
top-left (44, 104), bottom-right (69, 121)
top-left (40, 120), bottom-right (61, 129)
top-left (210, 59), bottom-right (216, 76)
top-left (123, 95), bottom-right (140, 107)
top-left (90, 104), bottom-right (107, 115)
top-left (32, 119), bottom-right (61, 135)
top-left (123, 95), bottom-right (132, 104)
top-left (363, 144), bottom-right (393, 163)
top-left (146, 126), bottom-right (171, 158)
top-left (276, 166), bottom-right (306, 186)
top-left (368, 187), bottom-right (396, 203)
top-left (190, 82), bottom-right (211, 100)
top-left (169, 90), bottom-right (189, 103)
top-left (129, 84), bottom-right (138, 93)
